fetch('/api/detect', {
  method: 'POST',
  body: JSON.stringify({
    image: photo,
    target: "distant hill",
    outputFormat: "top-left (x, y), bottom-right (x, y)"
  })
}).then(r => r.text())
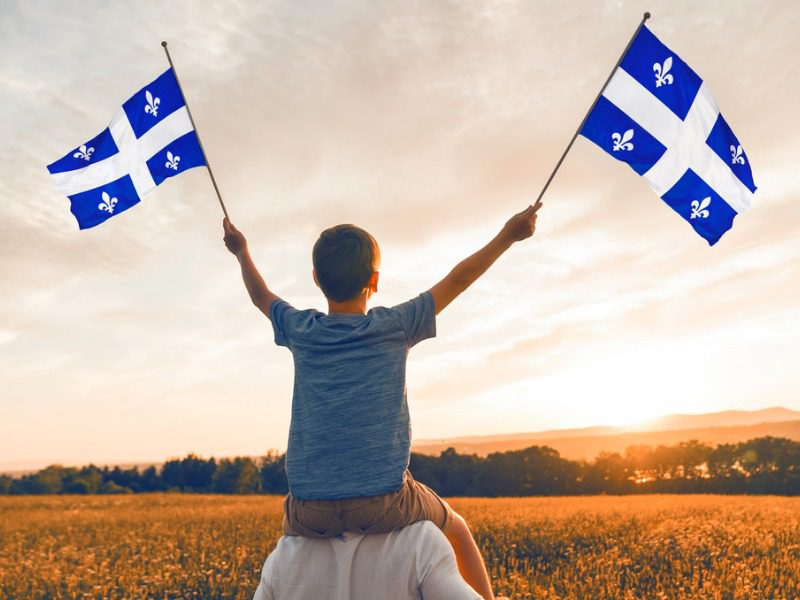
top-left (412, 407), bottom-right (800, 461)
top-left (638, 407), bottom-right (800, 432)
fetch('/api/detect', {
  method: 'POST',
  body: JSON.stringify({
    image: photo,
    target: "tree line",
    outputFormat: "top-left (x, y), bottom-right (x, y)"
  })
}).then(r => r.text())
top-left (0, 452), bottom-right (289, 496)
top-left (3, 436), bottom-right (799, 496)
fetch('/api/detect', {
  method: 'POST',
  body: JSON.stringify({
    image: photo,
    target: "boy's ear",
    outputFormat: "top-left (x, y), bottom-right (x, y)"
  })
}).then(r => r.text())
top-left (368, 271), bottom-right (379, 293)
top-left (312, 269), bottom-right (320, 289)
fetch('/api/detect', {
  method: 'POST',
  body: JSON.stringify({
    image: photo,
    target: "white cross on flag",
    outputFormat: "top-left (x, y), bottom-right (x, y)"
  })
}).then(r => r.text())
top-left (580, 25), bottom-right (757, 245)
top-left (47, 69), bottom-right (205, 229)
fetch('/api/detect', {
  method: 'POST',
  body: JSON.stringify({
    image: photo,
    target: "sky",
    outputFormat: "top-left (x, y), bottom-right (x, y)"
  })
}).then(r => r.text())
top-left (1, 0), bottom-right (798, 471)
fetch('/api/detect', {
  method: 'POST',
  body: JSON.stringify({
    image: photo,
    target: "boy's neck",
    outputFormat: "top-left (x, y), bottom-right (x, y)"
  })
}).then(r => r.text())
top-left (326, 295), bottom-right (369, 316)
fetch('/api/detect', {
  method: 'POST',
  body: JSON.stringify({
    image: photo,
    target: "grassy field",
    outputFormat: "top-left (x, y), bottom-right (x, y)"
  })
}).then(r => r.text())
top-left (2, 494), bottom-right (800, 599)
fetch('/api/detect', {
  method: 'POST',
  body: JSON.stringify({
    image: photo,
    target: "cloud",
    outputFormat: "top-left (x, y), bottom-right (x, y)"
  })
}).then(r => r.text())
top-left (2, 0), bottom-right (799, 462)
top-left (0, 330), bottom-right (18, 346)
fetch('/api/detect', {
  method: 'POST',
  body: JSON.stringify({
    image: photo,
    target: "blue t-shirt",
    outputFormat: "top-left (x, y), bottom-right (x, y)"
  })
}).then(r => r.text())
top-left (270, 291), bottom-right (436, 500)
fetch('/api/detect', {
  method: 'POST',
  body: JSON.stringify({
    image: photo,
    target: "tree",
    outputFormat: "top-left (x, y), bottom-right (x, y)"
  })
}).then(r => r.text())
top-left (100, 480), bottom-right (132, 494)
top-left (5, 436), bottom-right (800, 497)
top-left (652, 445), bottom-right (679, 480)
top-left (409, 452), bottom-right (445, 492)
top-left (438, 448), bottom-right (481, 496)
top-left (140, 466), bottom-right (167, 492)
top-left (212, 457), bottom-right (260, 494)
top-left (106, 466), bottom-right (145, 492)
top-left (738, 437), bottom-right (800, 493)
top-left (63, 465), bottom-right (103, 494)
top-left (706, 443), bottom-right (746, 493)
top-left (160, 454), bottom-right (217, 492)
top-left (160, 458), bottom-right (185, 491)
top-left (673, 440), bottom-right (712, 481)
top-left (476, 446), bottom-right (574, 496)
top-left (12, 465), bottom-right (72, 494)
top-left (625, 445), bottom-right (657, 484)
top-left (182, 454), bottom-right (216, 492)
top-left (260, 452), bottom-right (288, 494)
top-left (586, 452), bottom-right (632, 494)
top-left (409, 448), bottom-right (480, 496)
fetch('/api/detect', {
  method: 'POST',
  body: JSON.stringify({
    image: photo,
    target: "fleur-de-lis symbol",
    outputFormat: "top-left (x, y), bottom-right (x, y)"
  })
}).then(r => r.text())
top-left (144, 90), bottom-right (160, 117)
top-left (730, 144), bottom-right (745, 165)
top-left (98, 191), bottom-right (119, 214)
top-left (165, 151), bottom-right (181, 171)
top-left (611, 129), bottom-right (634, 152)
top-left (690, 196), bottom-right (711, 220)
top-left (73, 144), bottom-right (95, 161)
top-left (653, 56), bottom-right (674, 87)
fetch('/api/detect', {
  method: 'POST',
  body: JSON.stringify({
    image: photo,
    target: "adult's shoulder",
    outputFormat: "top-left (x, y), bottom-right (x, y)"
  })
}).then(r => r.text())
top-left (404, 519), bottom-right (444, 539)
top-left (405, 520), bottom-right (450, 552)
top-left (380, 521), bottom-right (451, 560)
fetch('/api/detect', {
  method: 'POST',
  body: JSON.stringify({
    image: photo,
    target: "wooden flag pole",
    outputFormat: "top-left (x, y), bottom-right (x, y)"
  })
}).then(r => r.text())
top-left (532, 12), bottom-right (651, 209)
top-left (161, 41), bottom-right (230, 220)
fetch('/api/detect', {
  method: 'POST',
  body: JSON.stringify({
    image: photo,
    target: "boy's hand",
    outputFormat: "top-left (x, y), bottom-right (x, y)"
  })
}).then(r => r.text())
top-left (500, 200), bottom-right (542, 243)
top-left (223, 218), bottom-right (248, 256)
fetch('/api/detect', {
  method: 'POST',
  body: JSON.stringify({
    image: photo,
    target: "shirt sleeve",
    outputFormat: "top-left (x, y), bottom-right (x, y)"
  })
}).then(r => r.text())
top-left (391, 291), bottom-right (437, 348)
top-left (416, 525), bottom-right (482, 600)
top-left (251, 554), bottom-right (275, 600)
top-left (269, 299), bottom-right (299, 348)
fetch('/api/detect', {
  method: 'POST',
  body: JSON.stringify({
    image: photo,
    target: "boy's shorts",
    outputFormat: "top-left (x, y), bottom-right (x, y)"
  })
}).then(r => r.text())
top-left (283, 470), bottom-right (455, 538)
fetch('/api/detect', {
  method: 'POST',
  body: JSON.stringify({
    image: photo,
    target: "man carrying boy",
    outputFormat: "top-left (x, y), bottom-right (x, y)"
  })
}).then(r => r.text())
top-left (224, 202), bottom-right (540, 599)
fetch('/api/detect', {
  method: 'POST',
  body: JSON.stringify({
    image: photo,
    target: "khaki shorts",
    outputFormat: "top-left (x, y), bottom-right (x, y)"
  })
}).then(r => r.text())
top-left (283, 470), bottom-right (455, 538)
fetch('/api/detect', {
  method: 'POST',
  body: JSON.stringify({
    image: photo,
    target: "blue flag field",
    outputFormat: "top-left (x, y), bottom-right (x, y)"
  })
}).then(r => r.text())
top-left (47, 69), bottom-right (206, 229)
top-left (580, 25), bottom-right (756, 245)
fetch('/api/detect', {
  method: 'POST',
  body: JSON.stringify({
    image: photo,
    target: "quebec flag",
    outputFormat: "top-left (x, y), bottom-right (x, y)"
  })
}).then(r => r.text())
top-left (47, 69), bottom-right (205, 229)
top-left (580, 26), bottom-right (756, 245)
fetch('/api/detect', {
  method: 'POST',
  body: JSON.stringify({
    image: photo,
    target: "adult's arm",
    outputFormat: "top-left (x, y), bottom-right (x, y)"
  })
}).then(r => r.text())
top-left (251, 553), bottom-right (275, 600)
top-left (416, 525), bottom-right (483, 600)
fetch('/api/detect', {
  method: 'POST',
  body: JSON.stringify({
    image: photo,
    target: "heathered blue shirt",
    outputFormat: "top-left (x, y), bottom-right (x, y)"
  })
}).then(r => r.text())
top-left (270, 291), bottom-right (436, 500)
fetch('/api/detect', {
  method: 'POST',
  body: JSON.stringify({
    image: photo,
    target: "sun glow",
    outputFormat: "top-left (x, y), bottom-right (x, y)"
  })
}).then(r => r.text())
top-left (555, 342), bottom-right (702, 427)
top-left (464, 339), bottom-right (712, 434)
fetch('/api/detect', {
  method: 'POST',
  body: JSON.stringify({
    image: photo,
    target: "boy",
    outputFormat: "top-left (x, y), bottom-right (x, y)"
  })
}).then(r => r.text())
top-left (224, 202), bottom-right (540, 599)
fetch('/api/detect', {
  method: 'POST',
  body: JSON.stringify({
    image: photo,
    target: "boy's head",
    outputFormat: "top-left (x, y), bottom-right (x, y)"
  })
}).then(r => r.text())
top-left (312, 224), bottom-right (380, 302)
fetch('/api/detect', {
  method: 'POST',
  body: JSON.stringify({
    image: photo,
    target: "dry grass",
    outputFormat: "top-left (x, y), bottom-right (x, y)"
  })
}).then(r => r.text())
top-left (2, 494), bottom-right (800, 599)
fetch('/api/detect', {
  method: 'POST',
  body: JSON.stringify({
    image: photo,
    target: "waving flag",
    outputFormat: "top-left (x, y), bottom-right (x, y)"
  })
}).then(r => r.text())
top-left (47, 69), bottom-right (205, 229)
top-left (580, 25), bottom-right (756, 245)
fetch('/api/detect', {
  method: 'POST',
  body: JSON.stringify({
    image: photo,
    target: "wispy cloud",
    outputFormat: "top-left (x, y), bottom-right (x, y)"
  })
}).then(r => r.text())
top-left (2, 0), bottom-right (798, 466)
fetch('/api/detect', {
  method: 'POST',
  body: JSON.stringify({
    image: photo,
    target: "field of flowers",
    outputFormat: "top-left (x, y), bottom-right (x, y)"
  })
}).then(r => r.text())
top-left (2, 494), bottom-right (799, 599)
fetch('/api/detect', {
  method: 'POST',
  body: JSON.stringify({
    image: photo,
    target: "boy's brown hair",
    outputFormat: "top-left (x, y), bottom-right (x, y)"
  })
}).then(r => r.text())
top-left (312, 224), bottom-right (379, 302)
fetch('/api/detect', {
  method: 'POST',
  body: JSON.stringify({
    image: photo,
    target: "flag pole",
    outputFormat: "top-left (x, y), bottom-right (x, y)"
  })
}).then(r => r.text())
top-left (161, 41), bottom-right (230, 220)
top-left (532, 12), bottom-right (651, 209)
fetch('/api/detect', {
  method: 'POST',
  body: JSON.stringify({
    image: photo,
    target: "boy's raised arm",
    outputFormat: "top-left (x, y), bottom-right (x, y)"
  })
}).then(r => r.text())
top-left (427, 202), bottom-right (541, 315)
top-left (223, 218), bottom-right (280, 319)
